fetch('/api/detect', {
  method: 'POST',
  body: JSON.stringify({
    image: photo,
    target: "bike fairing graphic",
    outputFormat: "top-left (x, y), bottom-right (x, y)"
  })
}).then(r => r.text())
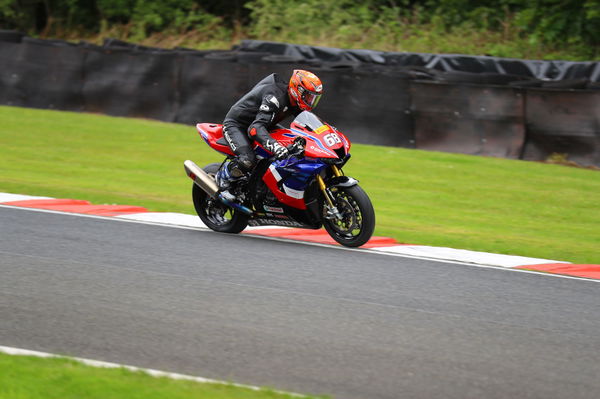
top-left (260, 123), bottom-right (350, 209)
top-left (187, 111), bottom-right (375, 247)
top-left (198, 124), bottom-right (322, 210)
top-left (199, 115), bottom-right (350, 210)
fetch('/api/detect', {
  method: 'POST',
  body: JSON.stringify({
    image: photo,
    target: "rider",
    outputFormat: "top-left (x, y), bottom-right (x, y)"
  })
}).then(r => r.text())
top-left (216, 69), bottom-right (323, 202)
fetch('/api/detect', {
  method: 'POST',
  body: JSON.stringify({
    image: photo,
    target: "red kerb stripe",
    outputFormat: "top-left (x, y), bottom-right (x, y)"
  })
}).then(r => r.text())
top-left (515, 263), bottom-right (600, 280)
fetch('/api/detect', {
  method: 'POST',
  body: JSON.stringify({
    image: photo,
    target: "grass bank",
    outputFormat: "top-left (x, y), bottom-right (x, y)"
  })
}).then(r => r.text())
top-left (1, 106), bottom-right (598, 263)
top-left (0, 352), bottom-right (321, 399)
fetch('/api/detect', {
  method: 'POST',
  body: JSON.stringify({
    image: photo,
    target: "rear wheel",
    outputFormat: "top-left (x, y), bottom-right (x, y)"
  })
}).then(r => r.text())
top-left (322, 184), bottom-right (375, 247)
top-left (192, 163), bottom-right (248, 234)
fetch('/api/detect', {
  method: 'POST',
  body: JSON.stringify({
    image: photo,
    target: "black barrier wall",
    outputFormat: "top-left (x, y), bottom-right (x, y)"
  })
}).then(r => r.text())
top-left (0, 38), bottom-right (85, 110)
top-left (320, 68), bottom-right (415, 148)
top-left (522, 89), bottom-right (600, 166)
top-left (83, 45), bottom-right (180, 121)
top-left (0, 35), bottom-right (599, 167)
top-left (409, 81), bottom-right (525, 158)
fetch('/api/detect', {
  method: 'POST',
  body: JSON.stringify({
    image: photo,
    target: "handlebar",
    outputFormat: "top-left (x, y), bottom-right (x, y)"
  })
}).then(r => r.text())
top-left (286, 141), bottom-right (305, 157)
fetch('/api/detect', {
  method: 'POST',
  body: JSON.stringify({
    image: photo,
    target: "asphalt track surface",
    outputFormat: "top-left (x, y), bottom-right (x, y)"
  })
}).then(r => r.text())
top-left (1, 206), bottom-right (600, 399)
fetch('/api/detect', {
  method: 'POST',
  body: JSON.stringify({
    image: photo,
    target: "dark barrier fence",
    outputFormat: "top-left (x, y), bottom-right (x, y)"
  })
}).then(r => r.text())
top-left (0, 38), bottom-right (85, 110)
top-left (409, 81), bottom-right (525, 158)
top-left (0, 34), bottom-right (598, 167)
top-left (311, 68), bottom-right (415, 148)
top-left (82, 44), bottom-right (180, 121)
top-left (238, 40), bottom-right (600, 83)
top-left (176, 54), bottom-right (248, 124)
top-left (522, 89), bottom-right (600, 167)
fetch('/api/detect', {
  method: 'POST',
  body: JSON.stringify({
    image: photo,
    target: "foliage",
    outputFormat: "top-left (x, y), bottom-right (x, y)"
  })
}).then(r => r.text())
top-left (245, 0), bottom-right (599, 59)
top-left (0, 0), bottom-right (597, 60)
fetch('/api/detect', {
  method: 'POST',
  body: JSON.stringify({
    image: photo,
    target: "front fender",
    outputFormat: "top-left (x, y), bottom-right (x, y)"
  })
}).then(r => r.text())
top-left (328, 176), bottom-right (359, 188)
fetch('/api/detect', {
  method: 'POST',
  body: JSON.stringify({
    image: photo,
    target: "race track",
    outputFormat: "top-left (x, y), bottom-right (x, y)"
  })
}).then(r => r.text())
top-left (1, 206), bottom-right (599, 399)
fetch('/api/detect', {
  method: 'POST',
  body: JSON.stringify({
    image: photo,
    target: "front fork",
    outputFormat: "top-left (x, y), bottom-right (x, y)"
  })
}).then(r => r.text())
top-left (317, 165), bottom-right (343, 220)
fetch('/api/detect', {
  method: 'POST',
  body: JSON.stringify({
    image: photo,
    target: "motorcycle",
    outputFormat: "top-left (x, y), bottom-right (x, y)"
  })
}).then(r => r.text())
top-left (183, 111), bottom-right (375, 247)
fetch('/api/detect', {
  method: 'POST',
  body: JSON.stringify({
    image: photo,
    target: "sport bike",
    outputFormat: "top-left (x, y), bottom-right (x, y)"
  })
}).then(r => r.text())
top-left (183, 111), bottom-right (375, 247)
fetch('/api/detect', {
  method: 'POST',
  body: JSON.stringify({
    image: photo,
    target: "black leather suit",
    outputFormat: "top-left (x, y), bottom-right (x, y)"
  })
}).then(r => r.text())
top-left (223, 73), bottom-right (301, 172)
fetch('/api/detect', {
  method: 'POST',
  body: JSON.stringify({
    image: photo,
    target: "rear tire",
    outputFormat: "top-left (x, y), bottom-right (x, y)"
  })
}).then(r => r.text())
top-left (192, 163), bottom-right (248, 234)
top-left (322, 184), bottom-right (375, 247)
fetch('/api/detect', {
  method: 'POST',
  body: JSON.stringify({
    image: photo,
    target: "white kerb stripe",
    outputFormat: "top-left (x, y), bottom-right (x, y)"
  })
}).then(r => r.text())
top-left (370, 245), bottom-right (568, 268)
top-left (0, 193), bottom-right (54, 202)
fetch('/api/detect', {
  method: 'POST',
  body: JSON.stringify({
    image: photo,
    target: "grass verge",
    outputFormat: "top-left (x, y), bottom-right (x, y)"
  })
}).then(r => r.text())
top-left (1, 105), bottom-right (598, 263)
top-left (0, 352), bottom-right (321, 399)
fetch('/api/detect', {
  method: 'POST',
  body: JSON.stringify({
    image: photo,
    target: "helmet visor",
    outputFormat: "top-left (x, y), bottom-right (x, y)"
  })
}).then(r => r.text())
top-left (302, 90), bottom-right (322, 109)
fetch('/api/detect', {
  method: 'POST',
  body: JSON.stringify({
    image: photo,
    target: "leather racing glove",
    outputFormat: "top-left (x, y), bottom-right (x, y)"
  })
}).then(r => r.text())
top-left (273, 142), bottom-right (289, 160)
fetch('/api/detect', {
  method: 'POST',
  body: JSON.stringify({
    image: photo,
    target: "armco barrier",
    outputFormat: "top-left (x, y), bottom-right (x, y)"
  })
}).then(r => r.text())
top-left (0, 34), bottom-right (599, 167)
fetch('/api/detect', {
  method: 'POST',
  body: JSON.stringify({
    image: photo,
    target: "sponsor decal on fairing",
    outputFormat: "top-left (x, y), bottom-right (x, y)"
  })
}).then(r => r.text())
top-left (283, 185), bottom-right (304, 200)
top-left (264, 205), bottom-right (284, 213)
top-left (248, 219), bottom-right (304, 227)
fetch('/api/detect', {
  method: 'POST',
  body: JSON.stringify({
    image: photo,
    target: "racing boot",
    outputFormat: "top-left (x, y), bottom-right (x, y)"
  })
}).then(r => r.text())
top-left (215, 160), bottom-right (244, 203)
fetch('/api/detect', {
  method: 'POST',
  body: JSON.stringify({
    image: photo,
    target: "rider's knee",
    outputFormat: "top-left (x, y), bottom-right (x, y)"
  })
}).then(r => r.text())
top-left (232, 152), bottom-right (255, 175)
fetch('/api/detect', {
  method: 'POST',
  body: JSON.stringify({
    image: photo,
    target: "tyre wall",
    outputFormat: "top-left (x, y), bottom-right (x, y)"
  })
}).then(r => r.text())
top-left (0, 34), bottom-right (598, 167)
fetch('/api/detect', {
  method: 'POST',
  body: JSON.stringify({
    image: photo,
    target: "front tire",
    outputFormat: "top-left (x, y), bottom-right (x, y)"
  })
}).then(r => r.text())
top-left (192, 163), bottom-right (248, 234)
top-left (322, 184), bottom-right (375, 247)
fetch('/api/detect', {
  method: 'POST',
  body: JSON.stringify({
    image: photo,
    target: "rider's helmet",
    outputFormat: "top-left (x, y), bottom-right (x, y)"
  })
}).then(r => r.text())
top-left (288, 69), bottom-right (323, 111)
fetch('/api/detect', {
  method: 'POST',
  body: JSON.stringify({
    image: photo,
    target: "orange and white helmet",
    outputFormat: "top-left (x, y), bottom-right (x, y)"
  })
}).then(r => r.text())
top-left (288, 69), bottom-right (323, 111)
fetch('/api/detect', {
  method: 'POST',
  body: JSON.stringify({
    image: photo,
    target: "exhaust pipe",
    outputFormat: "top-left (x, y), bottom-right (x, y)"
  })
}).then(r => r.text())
top-left (184, 160), bottom-right (219, 198)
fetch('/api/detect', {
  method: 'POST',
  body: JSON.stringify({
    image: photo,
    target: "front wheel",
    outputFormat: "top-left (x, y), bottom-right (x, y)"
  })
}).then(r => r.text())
top-left (322, 184), bottom-right (375, 247)
top-left (192, 163), bottom-right (249, 234)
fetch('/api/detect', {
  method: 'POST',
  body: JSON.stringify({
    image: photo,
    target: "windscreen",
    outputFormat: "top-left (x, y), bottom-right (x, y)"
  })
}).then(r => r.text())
top-left (292, 111), bottom-right (326, 132)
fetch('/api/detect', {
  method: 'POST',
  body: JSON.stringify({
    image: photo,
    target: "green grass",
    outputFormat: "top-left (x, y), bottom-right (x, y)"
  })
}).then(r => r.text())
top-left (0, 353), bottom-right (321, 399)
top-left (1, 105), bottom-right (599, 263)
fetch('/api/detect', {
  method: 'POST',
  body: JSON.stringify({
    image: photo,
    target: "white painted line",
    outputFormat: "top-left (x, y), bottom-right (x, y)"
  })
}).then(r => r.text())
top-left (0, 345), bottom-right (307, 397)
top-left (0, 193), bottom-right (53, 202)
top-left (371, 245), bottom-right (566, 268)
top-left (117, 212), bottom-right (207, 228)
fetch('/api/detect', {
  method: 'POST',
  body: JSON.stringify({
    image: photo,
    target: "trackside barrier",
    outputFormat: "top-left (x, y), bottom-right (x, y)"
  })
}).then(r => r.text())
top-left (409, 81), bottom-right (525, 158)
top-left (82, 44), bottom-right (179, 121)
top-left (238, 39), bottom-right (600, 82)
top-left (0, 38), bottom-right (85, 111)
top-left (522, 89), bottom-right (600, 166)
top-left (0, 35), bottom-right (598, 167)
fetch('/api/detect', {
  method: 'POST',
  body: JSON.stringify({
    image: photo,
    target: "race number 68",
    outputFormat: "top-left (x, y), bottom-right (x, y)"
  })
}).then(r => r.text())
top-left (324, 133), bottom-right (342, 147)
